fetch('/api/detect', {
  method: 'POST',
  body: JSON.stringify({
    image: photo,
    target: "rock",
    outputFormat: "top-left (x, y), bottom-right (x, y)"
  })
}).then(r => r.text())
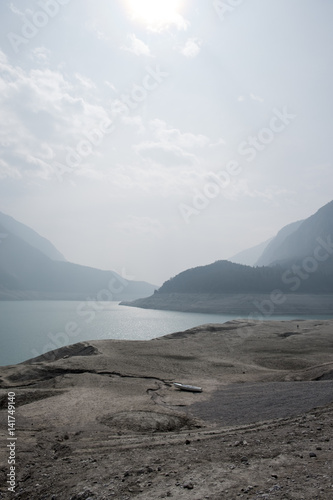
top-left (309, 452), bottom-right (317, 458)
top-left (70, 491), bottom-right (94, 500)
top-left (183, 482), bottom-right (194, 489)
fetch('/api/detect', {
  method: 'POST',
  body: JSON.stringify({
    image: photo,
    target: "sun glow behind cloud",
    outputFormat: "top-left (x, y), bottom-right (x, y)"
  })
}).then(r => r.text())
top-left (125, 0), bottom-right (188, 31)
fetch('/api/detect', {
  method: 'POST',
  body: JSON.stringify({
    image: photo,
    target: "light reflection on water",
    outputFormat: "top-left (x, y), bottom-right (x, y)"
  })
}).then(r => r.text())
top-left (1, 300), bottom-right (332, 366)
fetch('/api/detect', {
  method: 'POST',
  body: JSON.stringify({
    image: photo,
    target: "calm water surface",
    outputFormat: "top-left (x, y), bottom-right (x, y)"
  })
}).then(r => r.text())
top-left (1, 301), bottom-right (332, 366)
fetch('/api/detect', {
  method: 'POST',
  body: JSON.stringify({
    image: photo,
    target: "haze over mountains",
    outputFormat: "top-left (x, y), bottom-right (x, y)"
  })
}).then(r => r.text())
top-left (1, 200), bottom-right (333, 307)
top-left (0, 212), bottom-right (156, 301)
top-left (229, 202), bottom-right (333, 268)
top-left (124, 200), bottom-right (333, 314)
top-left (0, 211), bottom-right (66, 262)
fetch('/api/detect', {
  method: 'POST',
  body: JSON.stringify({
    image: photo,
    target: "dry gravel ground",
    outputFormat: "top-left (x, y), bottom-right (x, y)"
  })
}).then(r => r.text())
top-left (0, 319), bottom-right (333, 500)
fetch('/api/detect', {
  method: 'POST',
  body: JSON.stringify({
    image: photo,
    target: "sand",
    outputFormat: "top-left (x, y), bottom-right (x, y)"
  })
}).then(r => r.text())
top-left (0, 319), bottom-right (333, 499)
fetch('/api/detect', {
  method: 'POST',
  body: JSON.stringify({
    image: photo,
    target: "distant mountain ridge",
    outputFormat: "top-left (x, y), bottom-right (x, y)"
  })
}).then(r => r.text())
top-left (255, 219), bottom-right (304, 266)
top-left (0, 211), bottom-right (66, 261)
top-left (257, 201), bottom-right (333, 267)
top-left (0, 214), bottom-right (157, 300)
top-left (229, 238), bottom-right (272, 266)
top-left (160, 199), bottom-right (333, 294)
top-left (123, 200), bottom-right (333, 314)
top-left (229, 201), bottom-right (333, 268)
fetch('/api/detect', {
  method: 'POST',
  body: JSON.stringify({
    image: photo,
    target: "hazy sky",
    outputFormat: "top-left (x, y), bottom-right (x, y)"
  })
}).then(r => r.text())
top-left (0, 0), bottom-right (332, 285)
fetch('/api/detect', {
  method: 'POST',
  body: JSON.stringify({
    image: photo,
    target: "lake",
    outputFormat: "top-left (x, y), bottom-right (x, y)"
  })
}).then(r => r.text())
top-left (1, 301), bottom-right (332, 366)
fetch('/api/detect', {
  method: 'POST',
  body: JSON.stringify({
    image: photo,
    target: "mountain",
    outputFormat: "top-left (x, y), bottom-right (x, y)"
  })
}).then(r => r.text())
top-left (256, 219), bottom-right (304, 266)
top-left (0, 217), bottom-right (156, 300)
top-left (150, 257), bottom-right (333, 295)
top-left (122, 258), bottom-right (333, 314)
top-left (123, 201), bottom-right (333, 314)
top-left (229, 238), bottom-right (272, 266)
top-left (0, 211), bottom-right (66, 261)
top-left (157, 260), bottom-right (283, 294)
top-left (256, 201), bottom-right (333, 267)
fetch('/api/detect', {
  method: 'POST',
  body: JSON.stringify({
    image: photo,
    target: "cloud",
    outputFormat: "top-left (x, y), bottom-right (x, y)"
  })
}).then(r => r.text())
top-left (104, 80), bottom-right (117, 92)
top-left (121, 115), bottom-right (145, 134)
top-left (150, 119), bottom-right (210, 148)
top-left (30, 47), bottom-right (51, 65)
top-left (222, 179), bottom-right (295, 202)
top-left (238, 94), bottom-right (264, 103)
top-left (133, 119), bottom-right (211, 168)
top-left (127, 1), bottom-right (189, 33)
top-left (75, 73), bottom-right (96, 89)
top-left (117, 215), bottom-right (164, 238)
top-left (0, 50), bottom-right (112, 181)
top-left (250, 93), bottom-right (264, 103)
top-left (108, 161), bottom-right (203, 198)
top-left (180, 38), bottom-right (202, 58)
top-left (122, 34), bottom-right (152, 57)
top-left (87, 20), bottom-right (109, 41)
top-left (0, 158), bottom-right (21, 180)
top-left (209, 138), bottom-right (226, 148)
top-left (134, 141), bottom-right (197, 167)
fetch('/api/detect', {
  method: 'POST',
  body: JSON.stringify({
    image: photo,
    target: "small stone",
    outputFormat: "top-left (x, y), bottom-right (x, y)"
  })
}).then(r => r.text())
top-left (271, 474), bottom-right (278, 479)
top-left (183, 481), bottom-right (194, 489)
top-left (241, 456), bottom-right (249, 463)
top-left (185, 439), bottom-right (191, 445)
top-left (309, 452), bottom-right (317, 458)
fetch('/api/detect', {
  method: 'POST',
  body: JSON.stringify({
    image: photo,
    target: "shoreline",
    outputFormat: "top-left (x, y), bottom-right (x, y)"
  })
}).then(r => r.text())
top-left (1, 319), bottom-right (333, 499)
top-left (121, 292), bottom-right (333, 315)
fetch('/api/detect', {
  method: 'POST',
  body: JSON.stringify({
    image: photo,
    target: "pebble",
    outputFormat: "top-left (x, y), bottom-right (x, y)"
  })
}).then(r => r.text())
top-left (183, 481), bottom-right (194, 489)
top-left (309, 452), bottom-right (317, 458)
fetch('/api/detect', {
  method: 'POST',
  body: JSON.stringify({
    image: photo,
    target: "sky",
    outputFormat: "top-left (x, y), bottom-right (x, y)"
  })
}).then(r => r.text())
top-left (0, 0), bottom-right (332, 286)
